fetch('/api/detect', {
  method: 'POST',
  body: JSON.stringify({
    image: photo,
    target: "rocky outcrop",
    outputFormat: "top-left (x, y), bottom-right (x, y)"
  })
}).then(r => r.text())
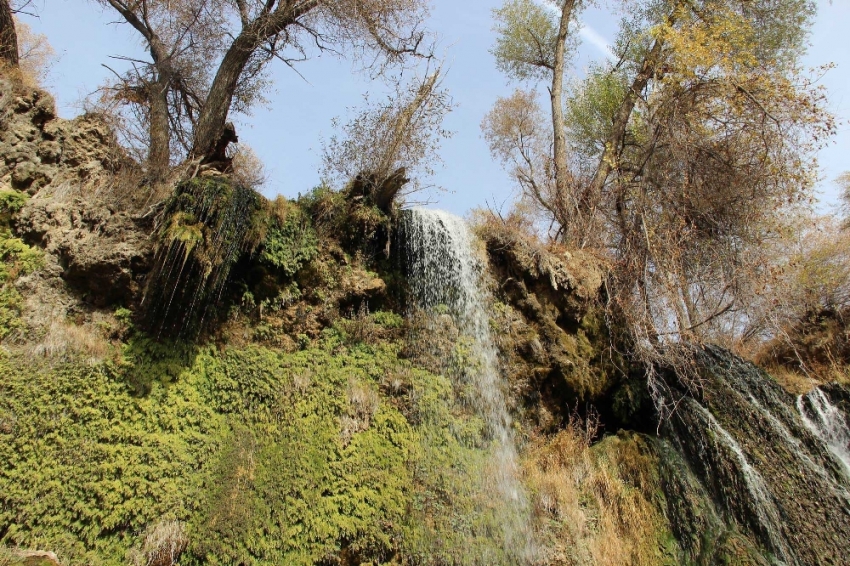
top-left (0, 73), bottom-right (153, 307)
top-left (476, 219), bottom-right (613, 427)
top-left (0, 76), bottom-right (127, 195)
top-left (16, 192), bottom-right (152, 306)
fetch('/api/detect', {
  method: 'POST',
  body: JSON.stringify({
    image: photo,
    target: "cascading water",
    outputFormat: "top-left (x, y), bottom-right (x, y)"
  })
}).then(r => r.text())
top-left (798, 388), bottom-right (850, 478)
top-left (667, 347), bottom-right (850, 565)
top-left (688, 400), bottom-right (796, 565)
top-left (400, 208), bottom-right (537, 564)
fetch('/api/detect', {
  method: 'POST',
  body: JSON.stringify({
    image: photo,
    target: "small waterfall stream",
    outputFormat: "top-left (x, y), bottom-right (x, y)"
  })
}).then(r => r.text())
top-left (668, 348), bottom-right (850, 565)
top-left (401, 209), bottom-right (536, 564)
top-left (798, 388), bottom-right (850, 478)
top-left (688, 400), bottom-right (796, 565)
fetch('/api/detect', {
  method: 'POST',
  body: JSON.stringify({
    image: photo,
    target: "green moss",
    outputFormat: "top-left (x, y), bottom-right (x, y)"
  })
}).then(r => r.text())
top-left (143, 177), bottom-right (264, 336)
top-left (0, 231), bottom-right (43, 340)
top-left (0, 328), bottom-right (503, 565)
top-left (300, 184), bottom-right (390, 254)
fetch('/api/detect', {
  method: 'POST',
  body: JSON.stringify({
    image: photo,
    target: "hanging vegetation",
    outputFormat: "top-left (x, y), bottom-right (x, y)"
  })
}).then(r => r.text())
top-left (141, 176), bottom-right (264, 337)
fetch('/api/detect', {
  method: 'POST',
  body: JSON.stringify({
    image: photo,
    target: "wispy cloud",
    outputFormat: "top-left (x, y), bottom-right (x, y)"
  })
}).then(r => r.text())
top-left (538, 1), bottom-right (616, 62)
top-left (577, 23), bottom-right (617, 62)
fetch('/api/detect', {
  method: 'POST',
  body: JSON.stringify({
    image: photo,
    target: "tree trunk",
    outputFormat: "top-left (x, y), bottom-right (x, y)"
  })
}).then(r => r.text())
top-left (191, 0), bottom-right (320, 159)
top-left (372, 167), bottom-right (409, 212)
top-left (191, 33), bottom-right (255, 159)
top-left (550, 0), bottom-right (576, 222)
top-left (147, 37), bottom-right (173, 180)
top-left (148, 76), bottom-right (171, 180)
top-left (0, 0), bottom-right (18, 67)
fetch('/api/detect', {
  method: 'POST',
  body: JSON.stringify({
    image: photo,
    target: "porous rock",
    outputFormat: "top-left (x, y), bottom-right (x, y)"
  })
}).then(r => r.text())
top-left (16, 193), bottom-right (152, 306)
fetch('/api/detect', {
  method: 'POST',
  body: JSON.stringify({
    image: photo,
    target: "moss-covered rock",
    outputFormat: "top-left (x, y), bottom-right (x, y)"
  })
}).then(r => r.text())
top-left (0, 322), bottom-right (515, 565)
top-left (142, 176), bottom-right (264, 336)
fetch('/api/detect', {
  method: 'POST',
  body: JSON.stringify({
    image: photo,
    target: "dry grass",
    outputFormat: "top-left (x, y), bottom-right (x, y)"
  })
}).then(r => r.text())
top-left (24, 315), bottom-right (118, 365)
top-left (471, 208), bottom-right (606, 301)
top-left (750, 307), bottom-right (850, 392)
top-left (524, 419), bottom-right (673, 566)
top-left (0, 547), bottom-right (61, 566)
top-left (340, 379), bottom-right (380, 446)
top-left (128, 520), bottom-right (188, 566)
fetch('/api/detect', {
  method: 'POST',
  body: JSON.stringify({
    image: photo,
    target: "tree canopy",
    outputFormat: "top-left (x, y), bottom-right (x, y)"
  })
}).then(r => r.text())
top-left (484, 0), bottom-right (834, 400)
top-left (94, 0), bottom-right (433, 178)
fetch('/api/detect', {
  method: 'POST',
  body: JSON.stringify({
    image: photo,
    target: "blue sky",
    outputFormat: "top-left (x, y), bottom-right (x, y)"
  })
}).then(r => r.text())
top-left (20, 0), bottom-right (850, 217)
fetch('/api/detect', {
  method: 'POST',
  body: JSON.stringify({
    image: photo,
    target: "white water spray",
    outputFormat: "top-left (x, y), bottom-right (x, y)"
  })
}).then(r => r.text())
top-left (402, 209), bottom-right (536, 564)
top-left (692, 401), bottom-right (794, 565)
top-left (798, 388), bottom-right (850, 479)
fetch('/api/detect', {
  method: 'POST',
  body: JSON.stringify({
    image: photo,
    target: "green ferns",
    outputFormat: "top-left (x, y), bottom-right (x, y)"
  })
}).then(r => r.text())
top-left (0, 323), bottom-right (507, 566)
top-left (257, 199), bottom-right (318, 279)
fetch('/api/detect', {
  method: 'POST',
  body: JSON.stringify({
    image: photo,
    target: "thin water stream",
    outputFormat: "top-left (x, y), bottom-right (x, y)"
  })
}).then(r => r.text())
top-left (798, 388), bottom-right (850, 479)
top-left (401, 208), bottom-right (537, 564)
top-left (689, 400), bottom-right (796, 565)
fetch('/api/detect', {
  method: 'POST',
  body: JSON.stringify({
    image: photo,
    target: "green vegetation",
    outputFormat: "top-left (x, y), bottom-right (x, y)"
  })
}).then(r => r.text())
top-left (0, 189), bottom-right (43, 339)
top-left (257, 199), bottom-right (318, 279)
top-left (143, 176), bottom-right (264, 335)
top-left (0, 315), bottom-right (512, 565)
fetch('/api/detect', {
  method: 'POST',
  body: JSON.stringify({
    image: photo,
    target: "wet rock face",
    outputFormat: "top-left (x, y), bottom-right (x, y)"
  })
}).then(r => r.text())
top-left (654, 438), bottom-right (771, 566)
top-left (15, 195), bottom-right (153, 306)
top-left (474, 220), bottom-right (622, 431)
top-left (665, 347), bottom-right (850, 566)
top-left (0, 77), bottom-right (125, 194)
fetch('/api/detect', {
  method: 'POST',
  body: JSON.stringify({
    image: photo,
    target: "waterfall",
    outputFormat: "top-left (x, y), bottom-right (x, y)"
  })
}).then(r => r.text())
top-left (798, 388), bottom-right (850, 479)
top-left (668, 348), bottom-right (850, 565)
top-left (401, 208), bottom-right (536, 564)
top-left (746, 392), bottom-right (850, 502)
top-left (689, 400), bottom-right (795, 565)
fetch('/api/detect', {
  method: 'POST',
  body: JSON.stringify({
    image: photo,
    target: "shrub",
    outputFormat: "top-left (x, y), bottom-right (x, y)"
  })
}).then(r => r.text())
top-left (257, 197), bottom-right (318, 279)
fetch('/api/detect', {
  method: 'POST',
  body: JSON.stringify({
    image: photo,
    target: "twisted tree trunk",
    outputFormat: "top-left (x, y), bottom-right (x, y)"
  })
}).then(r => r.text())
top-left (191, 0), bottom-right (320, 159)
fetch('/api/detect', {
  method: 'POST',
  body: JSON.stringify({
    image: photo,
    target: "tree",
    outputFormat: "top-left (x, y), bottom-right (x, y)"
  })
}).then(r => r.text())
top-left (0, 0), bottom-right (18, 66)
top-left (95, 0), bottom-right (432, 179)
top-left (94, 0), bottom-right (223, 178)
top-left (490, 0), bottom-right (584, 238)
top-left (15, 19), bottom-right (55, 86)
top-left (486, 0), bottom-right (833, 404)
top-left (322, 69), bottom-right (453, 210)
top-left (482, 88), bottom-right (581, 238)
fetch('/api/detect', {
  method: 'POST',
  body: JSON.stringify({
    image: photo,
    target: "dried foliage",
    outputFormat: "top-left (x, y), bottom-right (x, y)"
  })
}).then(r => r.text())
top-left (13, 18), bottom-right (54, 87)
top-left (230, 144), bottom-right (267, 191)
top-left (128, 520), bottom-right (188, 566)
top-left (742, 215), bottom-right (850, 382)
top-left (524, 425), bottom-right (678, 566)
top-left (482, 89), bottom-right (598, 242)
top-left (839, 171), bottom-right (850, 228)
top-left (322, 70), bottom-right (453, 206)
top-left (91, 0), bottom-right (434, 176)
